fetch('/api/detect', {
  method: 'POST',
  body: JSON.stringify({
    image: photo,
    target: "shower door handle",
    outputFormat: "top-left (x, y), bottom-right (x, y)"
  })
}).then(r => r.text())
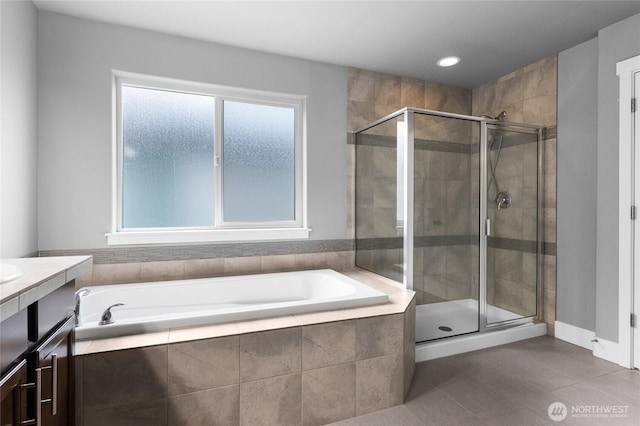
top-left (486, 219), bottom-right (491, 236)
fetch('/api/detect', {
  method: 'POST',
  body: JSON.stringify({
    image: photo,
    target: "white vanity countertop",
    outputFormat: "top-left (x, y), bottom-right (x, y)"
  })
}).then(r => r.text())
top-left (0, 256), bottom-right (93, 321)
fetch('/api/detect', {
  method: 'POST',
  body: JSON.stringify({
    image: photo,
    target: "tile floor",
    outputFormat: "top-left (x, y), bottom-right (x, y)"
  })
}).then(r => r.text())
top-left (330, 336), bottom-right (640, 425)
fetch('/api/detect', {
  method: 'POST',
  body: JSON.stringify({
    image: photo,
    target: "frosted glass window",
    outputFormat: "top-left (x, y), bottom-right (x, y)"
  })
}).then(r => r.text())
top-left (122, 86), bottom-right (215, 228)
top-left (223, 101), bottom-right (295, 222)
top-left (113, 73), bottom-right (305, 245)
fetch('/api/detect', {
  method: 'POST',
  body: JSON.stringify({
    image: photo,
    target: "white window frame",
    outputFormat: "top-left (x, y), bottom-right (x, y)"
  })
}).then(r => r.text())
top-left (106, 71), bottom-right (309, 246)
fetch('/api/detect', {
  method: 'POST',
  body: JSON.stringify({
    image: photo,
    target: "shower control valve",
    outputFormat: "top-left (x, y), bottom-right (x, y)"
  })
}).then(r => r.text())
top-left (496, 192), bottom-right (512, 210)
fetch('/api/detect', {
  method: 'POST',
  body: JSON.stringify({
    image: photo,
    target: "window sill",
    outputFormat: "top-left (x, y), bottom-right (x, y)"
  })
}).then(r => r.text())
top-left (105, 228), bottom-right (311, 246)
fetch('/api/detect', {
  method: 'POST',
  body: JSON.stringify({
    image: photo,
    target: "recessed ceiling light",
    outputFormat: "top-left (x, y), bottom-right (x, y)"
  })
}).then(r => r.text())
top-left (437, 56), bottom-right (461, 67)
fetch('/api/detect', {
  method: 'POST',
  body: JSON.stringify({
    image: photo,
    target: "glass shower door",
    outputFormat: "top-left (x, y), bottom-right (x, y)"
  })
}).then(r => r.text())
top-left (484, 125), bottom-right (541, 326)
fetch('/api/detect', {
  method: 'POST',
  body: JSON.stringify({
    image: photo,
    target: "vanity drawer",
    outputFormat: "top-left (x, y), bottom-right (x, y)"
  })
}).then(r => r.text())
top-left (0, 308), bottom-right (28, 376)
top-left (28, 281), bottom-right (74, 343)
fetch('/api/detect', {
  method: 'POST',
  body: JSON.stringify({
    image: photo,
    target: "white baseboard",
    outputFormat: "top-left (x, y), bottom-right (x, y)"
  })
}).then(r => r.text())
top-left (554, 321), bottom-right (595, 350)
top-left (554, 321), bottom-right (629, 367)
top-left (592, 336), bottom-right (626, 367)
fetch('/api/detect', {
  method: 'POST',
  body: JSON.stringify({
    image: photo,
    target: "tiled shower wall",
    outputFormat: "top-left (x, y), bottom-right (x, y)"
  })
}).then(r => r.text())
top-left (348, 71), bottom-right (476, 299)
top-left (348, 54), bottom-right (557, 335)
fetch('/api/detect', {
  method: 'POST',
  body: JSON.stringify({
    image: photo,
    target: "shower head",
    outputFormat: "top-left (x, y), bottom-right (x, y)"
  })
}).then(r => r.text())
top-left (479, 111), bottom-right (507, 121)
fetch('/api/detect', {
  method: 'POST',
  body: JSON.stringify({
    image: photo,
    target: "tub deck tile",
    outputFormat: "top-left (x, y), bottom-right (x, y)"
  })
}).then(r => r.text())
top-left (80, 330), bottom-right (170, 355)
top-left (235, 314), bottom-right (301, 334)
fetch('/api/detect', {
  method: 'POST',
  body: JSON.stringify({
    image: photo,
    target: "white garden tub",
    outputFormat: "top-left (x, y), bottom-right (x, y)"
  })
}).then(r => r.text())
top-left (75, 269), bottom-right (388, 340)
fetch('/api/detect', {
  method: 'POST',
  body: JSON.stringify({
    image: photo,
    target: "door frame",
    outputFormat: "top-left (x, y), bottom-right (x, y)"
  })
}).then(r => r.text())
top-left (616, 54), bottom-right (640, 369)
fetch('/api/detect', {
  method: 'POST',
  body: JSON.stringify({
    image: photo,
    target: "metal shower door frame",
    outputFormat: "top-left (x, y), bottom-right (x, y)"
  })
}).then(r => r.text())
top-left (355, 107), bottom-right (544, 335)
top-left (482, 122), bottom-right (544, 332)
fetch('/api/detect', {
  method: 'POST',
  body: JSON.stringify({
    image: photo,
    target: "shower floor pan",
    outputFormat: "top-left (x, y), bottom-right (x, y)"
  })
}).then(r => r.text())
top-left (415, 298), bottom-right (523, 342)
top-left (414, 298), bottom-right (547, 361)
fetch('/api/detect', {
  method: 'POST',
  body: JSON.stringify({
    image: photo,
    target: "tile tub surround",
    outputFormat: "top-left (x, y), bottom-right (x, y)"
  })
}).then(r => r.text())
top-left (75, 270), bottom-right (416, 426)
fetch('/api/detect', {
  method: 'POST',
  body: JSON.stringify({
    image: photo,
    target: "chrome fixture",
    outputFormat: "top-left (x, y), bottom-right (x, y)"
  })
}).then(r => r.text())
top-left (496, 191), bottom-right (512, 210)
top-left (480, 111), bottom-right (508, 120)
top-left (74, 289), bottom-right (90, 326)
top-left (495, 111), bottom-right (507, 120)
top-left (99, 303), bottom-right (125, 325)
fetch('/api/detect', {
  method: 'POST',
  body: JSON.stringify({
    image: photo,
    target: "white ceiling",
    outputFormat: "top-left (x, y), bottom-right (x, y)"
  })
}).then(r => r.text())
top-left (32, 0), bottom-right (640, 88)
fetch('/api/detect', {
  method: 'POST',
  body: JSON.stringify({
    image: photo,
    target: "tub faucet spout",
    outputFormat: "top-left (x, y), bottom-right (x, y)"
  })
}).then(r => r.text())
top-left (99, 303), bottom-right (125, 325)
top-left (75, 289), bottom-right (90, 326)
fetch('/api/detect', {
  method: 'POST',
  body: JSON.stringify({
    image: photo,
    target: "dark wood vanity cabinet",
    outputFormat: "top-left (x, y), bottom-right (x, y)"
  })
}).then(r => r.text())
top-left (27, 316), bottom-right (74, 426)
top-left (0, 360), bottom-right (28, 426)
top-left (0, 282), bottom-right (75, 426)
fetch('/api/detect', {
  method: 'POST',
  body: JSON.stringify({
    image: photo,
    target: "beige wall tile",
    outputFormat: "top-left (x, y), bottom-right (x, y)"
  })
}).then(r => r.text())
top-left (493, 73), bottom-right (524, 109)
top-left (544, 173), bottom-right (557, 208)
top-left (355, 354), bottom-right (404, 415)
top-left (239, 327), bottom-right (301, 382)
top-left (374, 103), bottom-right (400, 121)
top-left (400, 77), bottom-right (425, 108)
top-left (403, 297), bottom-right (416, 349)
top-left (403, 339), bottom-right (415, 398)
top-left (183, 258), bottom-right (224, 279)
top-left (240, 373), bottom-right (302, 426)
top-left (302, 320), bottom-right (356, 370)
top-left (261, 254), bottom-right (297, 273)
top-left (75, 268), bottom-right (93, 287)
top-left (223, 256), bottom-right (261, 276)
top-left (92, 263), bottom-right (141, 285)
top-left (496, 67), bottom-right (522, 83)
top-left (140, 260), bottom-right (185, 282)
top-left (302, 363), bottom-right (356, 426)
top-left (348, 68), bottom-right (376, 102)
top-left (348, 100), bottom-right (376, 131)
top-left (523, 64), bottom-right (557, 100)
top-left (168, 385), bottom-right (239, 426)
top-left (168, 336), bottom-right (239, 396)
top-left (524, 94), bottom-right (557, 127)
top-left (294, 253), bottom-right (327, 270)
top-left (82, 346), bottom-right (167, 412)
top-left (356, 314), bottom-right (403, 360)
top-left (545, 139), bottom-right (557, 174)
top-left (326, 251), bottom-right (354, 272)
top-left (374, 77), bottom-right (401, 108)
top-left (543, 208), bottom-right (557, 243)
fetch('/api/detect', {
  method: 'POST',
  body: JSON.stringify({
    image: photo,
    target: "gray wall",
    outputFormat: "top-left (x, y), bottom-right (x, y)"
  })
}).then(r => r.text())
top-left (596, 13), bottom-right (640, 342)
top-left (37, 11), bottom-right (348, 250)
top-left (557, 38), bottom-right (598, 331)
top-left (0, 0), bottom-right (38, 258)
